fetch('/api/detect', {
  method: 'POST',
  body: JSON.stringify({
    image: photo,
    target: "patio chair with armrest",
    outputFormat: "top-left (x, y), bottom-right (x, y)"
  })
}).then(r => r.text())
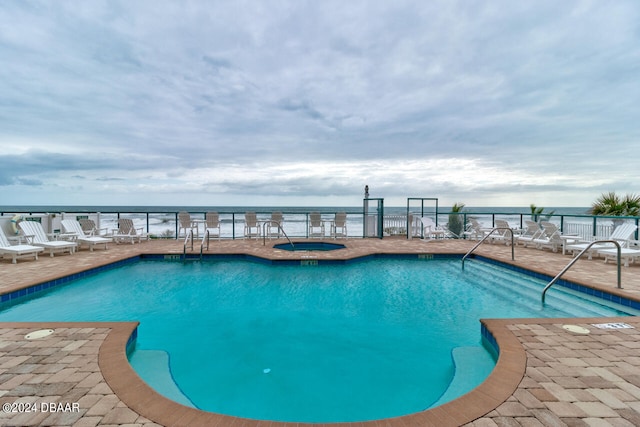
top-left (18, 220), bottom-right (76, 257)
top-left (0, 226), bottom-right (44, 263)
top-left (61, 219), bottom-right (111, 251)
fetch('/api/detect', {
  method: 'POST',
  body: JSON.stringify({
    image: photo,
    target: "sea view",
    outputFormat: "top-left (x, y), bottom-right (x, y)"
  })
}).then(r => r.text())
top-left (0, 205), bottom-right (619, 241)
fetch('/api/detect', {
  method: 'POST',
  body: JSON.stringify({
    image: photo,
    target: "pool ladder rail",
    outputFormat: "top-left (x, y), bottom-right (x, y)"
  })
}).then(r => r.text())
top-left (541, 240), bottom-right (622, 303)
top-left (182, 229), bottom-right (202, 262)
top-left (461, 227), bottom-right (515, 270)
top-left (262, 221), bottom-right (295, 250)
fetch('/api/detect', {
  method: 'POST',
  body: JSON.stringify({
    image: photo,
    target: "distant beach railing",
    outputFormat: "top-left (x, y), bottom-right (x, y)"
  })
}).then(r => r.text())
top-left (1, 208), bottom-right (638, 241)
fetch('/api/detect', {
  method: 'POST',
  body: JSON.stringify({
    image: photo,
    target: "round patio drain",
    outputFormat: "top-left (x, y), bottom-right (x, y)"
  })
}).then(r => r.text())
top-left (25, 329), bottom-right (55, 340)
top-left (562, 324), bottom-right (590, 335)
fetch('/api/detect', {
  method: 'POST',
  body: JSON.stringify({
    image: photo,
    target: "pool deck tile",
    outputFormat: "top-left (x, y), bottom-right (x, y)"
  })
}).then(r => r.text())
top-left (1, 238), bottom-right (640, 426)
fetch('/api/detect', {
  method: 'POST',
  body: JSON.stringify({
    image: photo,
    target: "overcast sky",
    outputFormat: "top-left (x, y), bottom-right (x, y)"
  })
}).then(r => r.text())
top-left (1, 1), bottom-right (639, 207)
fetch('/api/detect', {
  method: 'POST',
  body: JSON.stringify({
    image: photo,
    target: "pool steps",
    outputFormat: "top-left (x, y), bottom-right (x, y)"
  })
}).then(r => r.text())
top-left (462, 260), bottom-right (639, 317)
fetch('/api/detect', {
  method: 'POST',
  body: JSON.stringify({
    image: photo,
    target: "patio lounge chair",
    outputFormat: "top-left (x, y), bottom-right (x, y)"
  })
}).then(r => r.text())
top-left (489, 219), bottom-right (516, 245)
top-left (0, 226), bottom-right (44, 263)
top-left (532, 221), bottom-right (564, 252)
top-left (178, 212), bottom-right (196, 238)
top-left (204, 212), bottom-right (221, 240)
top-left (565, 223), bottom-right (638, 260)
top-left (516, 220), bottom-right (543, 247)
top-left (78, 219), bottom-right (109, 236)
top-left (61, 219), bottom-right (111, 251)
top-left (18, 220), bottom-right (76, 257)
top-left (244, 212), bottom-right (260, 239)
top-left (112, 218), bottom-right (149, 244)
top-left (265, 212), bottom-right (283, 238)
top-left (331, 212), bottom-right (347, 238)
top-left (420, 217), bottom-right (446, 240)
top-left (462, 218), bottom-right (487, 240)
top-left (309, 212), bottom-right (325, 238)
top-left (597, 247), bottom-right (640, 267)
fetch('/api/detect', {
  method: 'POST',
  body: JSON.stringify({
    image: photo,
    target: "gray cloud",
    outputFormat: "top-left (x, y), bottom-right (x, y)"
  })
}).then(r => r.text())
top-left (1, 1), bottom-right (639, 206)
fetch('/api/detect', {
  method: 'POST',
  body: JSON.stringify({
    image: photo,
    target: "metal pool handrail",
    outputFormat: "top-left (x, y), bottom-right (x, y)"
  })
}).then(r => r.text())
top-left (461, 227), bottom-right (515, 270)
top-left (541, 240), bottom-right (622, 303)
top-left (262, 221), bottom-right (294, 249)
top-left (183, 228), bottom-right (193, 261)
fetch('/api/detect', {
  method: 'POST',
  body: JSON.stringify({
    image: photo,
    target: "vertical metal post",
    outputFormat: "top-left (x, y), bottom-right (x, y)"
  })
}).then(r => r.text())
top-left (378, 199), bottom-right (384, 239)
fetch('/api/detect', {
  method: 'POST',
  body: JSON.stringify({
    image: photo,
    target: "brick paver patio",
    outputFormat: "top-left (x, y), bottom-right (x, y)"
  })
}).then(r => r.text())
top-left (1, 238), bottom-right (640, 426)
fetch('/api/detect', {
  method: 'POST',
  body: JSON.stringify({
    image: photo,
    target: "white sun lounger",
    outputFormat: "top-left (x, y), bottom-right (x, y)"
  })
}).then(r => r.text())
top-left (420, 217), bottom-right (446, 240)
top-left (61, 219), bottom-right (111, 251)
top-left (597, 247), bottom-right (640, 267)
top-left (112, 218), bottom-right (149, 244)
top-left (516, 220), bottom-right (543, 247)
top-left (0, 226), bottom-right (44, 264)
top-left (565, 223), bottom-right (638, 260)
top-left (18, 220), bottom-right (76, 257)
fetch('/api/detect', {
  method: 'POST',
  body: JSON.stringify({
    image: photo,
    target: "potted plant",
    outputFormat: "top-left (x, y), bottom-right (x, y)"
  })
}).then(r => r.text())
top-left (448, 203), bottom-right (466, 238)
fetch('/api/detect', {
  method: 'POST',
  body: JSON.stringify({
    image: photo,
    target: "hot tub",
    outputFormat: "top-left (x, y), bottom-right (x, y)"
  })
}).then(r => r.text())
top-left (273, 242), bottom-right (346, 251)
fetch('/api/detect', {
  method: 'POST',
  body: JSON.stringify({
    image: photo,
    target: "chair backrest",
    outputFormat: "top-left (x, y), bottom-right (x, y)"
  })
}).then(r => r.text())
top-left (0, 226), bottom-right (11, 247)
top-left (309, 212), bottom-right (322, 226)
top-left (334, 212), bottom-right (346, 226)
top-left (205, 212), bottom-right (219, 228)
top-left (18, 220), bottom-right (48, 244)
top-left (465, 218), bottom-right (481, 234)
top-left (540, 221), bottom-right (560, 239)
top-left (61, 220), bottom-right (85, 237)
top-left (270, 212), bottom-right (283, 224)
top-left (178, 212), bottom-right (192, 228)
top-left (523, 220), bottom-right (540, 236)
top-left (245, 212), bottom-right (257, 226)
top-left (492, 219), bottom-right (511, 237)
top-left (118, 218), bottom-right (136, 235)
top-left (610, 223), bottom-right (638, 241)
top-left (78, 219), bottom-right (97, 234)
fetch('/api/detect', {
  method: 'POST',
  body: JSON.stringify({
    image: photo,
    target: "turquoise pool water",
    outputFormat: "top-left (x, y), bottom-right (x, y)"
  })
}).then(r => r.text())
top-left (0, 257), bottom-right (634, 422)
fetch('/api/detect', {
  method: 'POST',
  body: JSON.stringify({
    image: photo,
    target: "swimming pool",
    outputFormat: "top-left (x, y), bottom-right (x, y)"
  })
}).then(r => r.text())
top-left (0, 256), bottom-right (635, 423)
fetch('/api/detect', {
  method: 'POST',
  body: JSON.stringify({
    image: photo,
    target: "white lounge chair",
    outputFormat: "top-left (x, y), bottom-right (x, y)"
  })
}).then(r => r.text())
top-left (112, 218), bottom-right (149, 244)
top-left (0, 226), bottom-right (44, 264)
top-left (532, 222), bottom-right (564, 252)
top-left (244, 212), bottom-right (260, 239)
top-left (462, 218), bottom-right (488, 240)
top-left (78, 219), bottom-right (109, 236)
top-left (420, 217), bottom-right (446, 240)
top-left (308, 212), bottom-right (325, 238)
top-left (516, 220), bottom-right (543, 247)
top-left (331, 212), bottom-right (347, 238)
top-left (598, 247), bottom-right (640, 267)
top-left (178, 212), bottom-right (196, 238)
top-left (565, 223), bottom-right (638, 260)
top-left (61, 219), bottom-right (111, 251)
top-left (204, 212), bottom-right (221, 240)
top-left (265, 212), bottom-right (283, 238)
top-left (18, 220), bottom-right (76, 257)
top-left (489, 219), bottom-right (516, 245)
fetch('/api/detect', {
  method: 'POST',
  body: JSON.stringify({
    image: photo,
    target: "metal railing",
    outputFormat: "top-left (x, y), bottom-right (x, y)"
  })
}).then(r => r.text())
top-left (182, 229), bottom-right (194, 262)
top-left (461, 227), bottom-right (515, 270)
top-left (541, 240), bottom-right (622, 303)
top-left (2, 208), bottom-right (639, 241)
top-left (262, 221), bottom-right (294, 249)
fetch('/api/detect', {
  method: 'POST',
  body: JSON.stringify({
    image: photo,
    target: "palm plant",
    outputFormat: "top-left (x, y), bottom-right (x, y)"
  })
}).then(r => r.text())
top-left (448, 202), bottom-right (466, 238)
top-left (530, 204), bottom-right (555, 222)
top-left (590, 192), bottom-right (640, 216)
